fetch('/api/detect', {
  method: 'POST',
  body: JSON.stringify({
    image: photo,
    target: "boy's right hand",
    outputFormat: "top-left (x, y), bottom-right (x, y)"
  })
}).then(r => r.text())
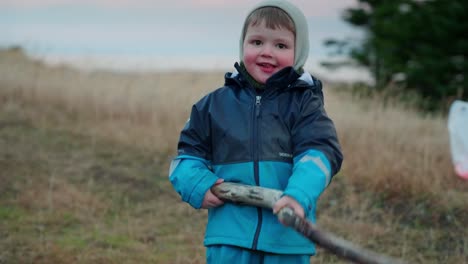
top-left (201, 179), bottom-right (225, 209)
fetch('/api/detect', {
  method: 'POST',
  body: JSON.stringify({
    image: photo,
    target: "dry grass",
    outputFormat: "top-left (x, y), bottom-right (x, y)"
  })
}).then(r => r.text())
top-left (329, 88), bottom-right (461, 199)
top-left (0, 48), bottom-right (466, 263)
top-left (0, 48), bottom-right (220, 154)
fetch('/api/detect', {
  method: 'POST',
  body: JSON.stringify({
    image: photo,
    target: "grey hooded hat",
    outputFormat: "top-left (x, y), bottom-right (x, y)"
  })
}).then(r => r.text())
top-left (239, 0), bottom-right (310, 71)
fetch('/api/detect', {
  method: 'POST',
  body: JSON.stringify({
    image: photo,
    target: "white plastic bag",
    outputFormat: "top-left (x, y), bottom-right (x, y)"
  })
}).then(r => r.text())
top-left (448, 100), bottom-right (468, 179)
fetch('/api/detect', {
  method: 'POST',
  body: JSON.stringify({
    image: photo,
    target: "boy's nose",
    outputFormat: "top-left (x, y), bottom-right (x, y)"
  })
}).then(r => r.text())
top-left (260, 44), bottom-right (273, 57)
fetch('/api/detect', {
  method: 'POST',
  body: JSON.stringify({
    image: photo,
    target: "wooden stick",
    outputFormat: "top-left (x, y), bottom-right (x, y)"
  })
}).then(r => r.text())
top-left (212, 182), bottom-right (406, 264)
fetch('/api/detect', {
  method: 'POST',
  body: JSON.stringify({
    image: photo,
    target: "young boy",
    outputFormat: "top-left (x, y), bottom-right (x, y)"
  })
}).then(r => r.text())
top-left (169, 0), bottom-right (343, 263)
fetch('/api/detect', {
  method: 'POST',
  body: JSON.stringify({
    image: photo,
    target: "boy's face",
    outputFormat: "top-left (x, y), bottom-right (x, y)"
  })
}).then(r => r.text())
top-left (243, 21), bottom-right (295, 84)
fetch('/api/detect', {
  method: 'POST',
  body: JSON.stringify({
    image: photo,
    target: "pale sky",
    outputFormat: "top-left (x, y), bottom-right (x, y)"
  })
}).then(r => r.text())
top-left (0, 0), bottom-right (371, 81)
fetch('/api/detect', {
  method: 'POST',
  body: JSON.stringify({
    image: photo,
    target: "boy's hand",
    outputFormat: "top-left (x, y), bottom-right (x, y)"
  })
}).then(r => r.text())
top-left (201, 179), bottom-right (225, 209)
top-left (273, 195), bottom-right (305, 224)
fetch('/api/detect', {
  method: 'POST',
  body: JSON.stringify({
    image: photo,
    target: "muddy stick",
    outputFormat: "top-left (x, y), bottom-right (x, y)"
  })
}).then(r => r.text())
top-left (211, 182), bottom-right (406, 264)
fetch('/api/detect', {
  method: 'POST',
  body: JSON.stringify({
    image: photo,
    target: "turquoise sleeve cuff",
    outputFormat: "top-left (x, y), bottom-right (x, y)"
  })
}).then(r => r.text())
top-left (188, 171), bottom-right (219, 209)
top-left (169, 155), bottom-right (219, 209)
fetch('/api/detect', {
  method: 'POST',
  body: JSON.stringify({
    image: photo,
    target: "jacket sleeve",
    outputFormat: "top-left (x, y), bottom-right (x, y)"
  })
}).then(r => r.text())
top-left (168, 98), bottom-right (219, 209)
top-left (283, 83), bottom-right (343, 215)
top-left (169, 156), bottom-right (218, 209)
top-left (177, 99), bottom-right (212, 159)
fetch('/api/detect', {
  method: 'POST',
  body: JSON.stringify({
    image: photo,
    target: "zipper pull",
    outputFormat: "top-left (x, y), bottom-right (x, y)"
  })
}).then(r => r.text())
top-left (255, 96), bottom-right (261, 117)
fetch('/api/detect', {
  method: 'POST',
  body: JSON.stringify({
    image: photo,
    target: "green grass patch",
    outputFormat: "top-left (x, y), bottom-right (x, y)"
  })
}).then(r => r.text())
top-left (58, 228), bottom-right (136, 250)
top-left (0, 206), bottom-right (25, 221)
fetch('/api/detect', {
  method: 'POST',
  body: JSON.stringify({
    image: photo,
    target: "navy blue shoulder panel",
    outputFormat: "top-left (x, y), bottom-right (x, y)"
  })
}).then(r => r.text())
top-left (178, 84), bottom-right (254, 164)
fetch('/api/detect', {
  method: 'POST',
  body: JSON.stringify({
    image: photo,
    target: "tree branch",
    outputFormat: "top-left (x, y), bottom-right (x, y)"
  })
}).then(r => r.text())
top-left (212, 182), bottom-right (406, 264)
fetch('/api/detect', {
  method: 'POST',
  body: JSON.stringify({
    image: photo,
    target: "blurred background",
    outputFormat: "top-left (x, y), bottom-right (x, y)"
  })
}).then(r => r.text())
top-left (1, 0), bottom-right (467, 263)
top-left (0, 0), bottom-right (371, 81)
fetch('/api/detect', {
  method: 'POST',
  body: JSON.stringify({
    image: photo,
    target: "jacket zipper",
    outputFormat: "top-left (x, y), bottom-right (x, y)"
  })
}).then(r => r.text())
top-left (252, 95), bottom-right (262, 250)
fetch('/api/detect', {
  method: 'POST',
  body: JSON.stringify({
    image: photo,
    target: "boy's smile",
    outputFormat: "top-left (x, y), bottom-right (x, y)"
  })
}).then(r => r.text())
top-left (243, 21), bottom-right (295, 84)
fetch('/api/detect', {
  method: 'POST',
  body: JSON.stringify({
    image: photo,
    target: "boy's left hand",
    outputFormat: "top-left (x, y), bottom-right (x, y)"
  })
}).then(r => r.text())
top-left (273, 196), bottom-right (305, 223)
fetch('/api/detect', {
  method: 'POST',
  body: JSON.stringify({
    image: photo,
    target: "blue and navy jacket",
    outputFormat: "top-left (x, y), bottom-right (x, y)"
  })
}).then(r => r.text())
top-left (169, 64), bottom-right (343, 255)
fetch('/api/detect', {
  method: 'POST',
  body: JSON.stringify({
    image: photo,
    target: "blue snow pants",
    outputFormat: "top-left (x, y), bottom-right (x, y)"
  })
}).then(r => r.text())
top-left (206, 245), bottom-right (310, 264)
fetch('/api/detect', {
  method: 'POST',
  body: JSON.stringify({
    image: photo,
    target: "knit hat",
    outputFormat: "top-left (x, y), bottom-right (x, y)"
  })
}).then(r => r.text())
top-left (239, 0), bottom-right (310, 71)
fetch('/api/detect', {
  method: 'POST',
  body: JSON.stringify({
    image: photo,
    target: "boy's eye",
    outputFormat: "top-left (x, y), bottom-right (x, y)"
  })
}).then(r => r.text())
top-left (277, 43), bottom-right (287, 49)
top-left (252, 40), bottom-right (262, 46)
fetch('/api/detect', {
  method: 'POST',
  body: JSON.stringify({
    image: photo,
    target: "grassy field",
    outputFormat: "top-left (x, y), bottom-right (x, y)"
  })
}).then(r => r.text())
top-left (0, 48), bottom-right (467, 263)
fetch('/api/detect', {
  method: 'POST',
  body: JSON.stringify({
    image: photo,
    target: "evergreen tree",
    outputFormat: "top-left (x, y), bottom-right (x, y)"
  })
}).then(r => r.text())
top-left (324, 0), bottom-right (468, 110)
